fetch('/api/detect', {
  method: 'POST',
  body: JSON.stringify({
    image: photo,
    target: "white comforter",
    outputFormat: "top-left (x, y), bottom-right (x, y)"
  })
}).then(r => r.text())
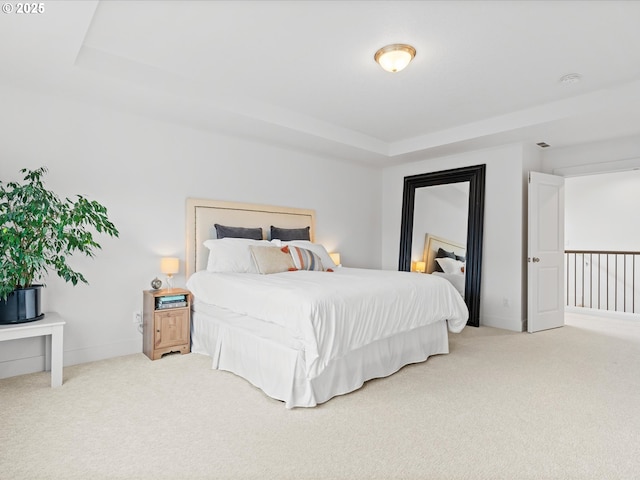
top-left (186, 267), bottom-right (468, 379)
top-left (432, 271), bottom-right (465, 297)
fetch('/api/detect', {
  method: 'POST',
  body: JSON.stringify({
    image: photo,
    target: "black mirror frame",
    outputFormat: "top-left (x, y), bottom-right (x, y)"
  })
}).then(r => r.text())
top-left (399, 164), bottom-right (485, 327)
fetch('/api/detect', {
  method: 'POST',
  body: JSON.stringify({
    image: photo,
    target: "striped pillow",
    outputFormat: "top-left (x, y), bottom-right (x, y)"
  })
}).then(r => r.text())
top-left (286, 245), bottom-right (325, 271)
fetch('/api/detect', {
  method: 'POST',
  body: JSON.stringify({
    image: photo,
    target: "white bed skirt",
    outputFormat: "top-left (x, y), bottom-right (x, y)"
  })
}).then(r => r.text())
top-left (191, 304), bottom-right (449, 408)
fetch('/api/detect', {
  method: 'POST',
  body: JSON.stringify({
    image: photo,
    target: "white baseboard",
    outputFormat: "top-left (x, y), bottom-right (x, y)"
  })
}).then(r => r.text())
top-left (64, 338), bottom-right (142, 367)
top-left (0, 355), bottom-right (47, 380)
top-left (0, 339), bottom-right (142, 381)
top-left (564, 306), bottom-right (640, 321)
top-left (480, 314), bottom-right (525, 332)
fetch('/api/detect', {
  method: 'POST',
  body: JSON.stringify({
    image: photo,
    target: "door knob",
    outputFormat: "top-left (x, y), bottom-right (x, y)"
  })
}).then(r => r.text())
top-left (532, 257), bottom-right (540, 263)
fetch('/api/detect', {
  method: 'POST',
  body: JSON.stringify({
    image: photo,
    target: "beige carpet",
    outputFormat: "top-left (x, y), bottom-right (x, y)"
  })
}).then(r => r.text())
top-left (1, 312), bottom-right (639, 480)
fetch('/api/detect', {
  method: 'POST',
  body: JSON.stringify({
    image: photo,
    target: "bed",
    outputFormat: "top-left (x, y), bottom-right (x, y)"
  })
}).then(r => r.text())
top-left (423, 234), bottom-right (466, 297)
top-left (185, 199), bottom-right (469, 408)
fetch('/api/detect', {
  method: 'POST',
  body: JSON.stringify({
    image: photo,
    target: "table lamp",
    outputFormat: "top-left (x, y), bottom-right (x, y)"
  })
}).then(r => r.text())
top-left (161, 257), bottom-right (179, 289)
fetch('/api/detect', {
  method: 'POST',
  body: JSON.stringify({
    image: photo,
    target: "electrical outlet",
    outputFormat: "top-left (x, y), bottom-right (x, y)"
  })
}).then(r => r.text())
top-left (132, 311), bottom-right (142, 324)
top-left (502, 297), bottom-right (510, 307)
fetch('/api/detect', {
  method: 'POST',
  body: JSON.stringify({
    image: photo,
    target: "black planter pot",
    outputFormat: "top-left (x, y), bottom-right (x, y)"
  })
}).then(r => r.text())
top-left (0, 286), bottom-right (45, 324)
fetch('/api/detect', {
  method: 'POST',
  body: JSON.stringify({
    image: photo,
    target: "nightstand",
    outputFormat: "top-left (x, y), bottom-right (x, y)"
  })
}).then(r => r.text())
top-left (143, 288), bottom-right (191, 360)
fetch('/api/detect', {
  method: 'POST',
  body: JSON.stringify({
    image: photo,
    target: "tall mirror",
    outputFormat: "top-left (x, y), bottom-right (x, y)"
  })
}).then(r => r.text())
top-left (399, 164), bottom-right (485, 327)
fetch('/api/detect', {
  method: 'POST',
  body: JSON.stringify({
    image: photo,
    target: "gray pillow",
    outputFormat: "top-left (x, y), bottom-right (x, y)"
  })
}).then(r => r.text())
top-left (270, 225), bottom-right (310, 241)
top-left (435, 247), bottom-right (456, 273)
top-left (215, 223), bottom-right (262, 240)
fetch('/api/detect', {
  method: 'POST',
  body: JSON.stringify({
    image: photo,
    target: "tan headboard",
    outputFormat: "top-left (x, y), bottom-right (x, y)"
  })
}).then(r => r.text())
top-left (185, 198), bottom-right (315, 278)
top-left (424, 234), bottom-right (466, 274)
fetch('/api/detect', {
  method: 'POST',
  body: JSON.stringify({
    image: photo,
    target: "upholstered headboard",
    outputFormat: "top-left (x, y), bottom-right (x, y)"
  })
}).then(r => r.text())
top-left (423, 234), bottom-right (466, 274)
top-left (185, 198), bottom-right (315, 278)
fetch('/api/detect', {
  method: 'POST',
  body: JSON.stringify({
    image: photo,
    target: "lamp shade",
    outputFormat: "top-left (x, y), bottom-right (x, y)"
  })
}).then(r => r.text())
top-left (415, 261), bottom-right (426, 273)
top-left (329, 252), bottom-right (341, 266)
top-left (374, 44), bottom-right (416, 73)
top-left (160, 257), bottom-right (179, 275)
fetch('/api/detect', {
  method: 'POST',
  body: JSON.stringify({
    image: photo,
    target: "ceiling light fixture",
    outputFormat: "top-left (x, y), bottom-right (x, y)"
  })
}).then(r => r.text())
top-left (374, 44), bottom-right (416, 73)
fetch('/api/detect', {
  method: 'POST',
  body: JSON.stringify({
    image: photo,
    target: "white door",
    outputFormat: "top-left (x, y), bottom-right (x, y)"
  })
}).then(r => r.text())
top-left (528, 171), bottom-right (565, 333)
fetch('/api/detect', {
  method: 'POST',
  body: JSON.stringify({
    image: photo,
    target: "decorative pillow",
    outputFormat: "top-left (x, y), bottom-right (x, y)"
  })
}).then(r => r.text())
top-left (436, 247), bottom-right (456, 259)
top-left (284, 245), bottom-right (324, 271)
top-left (435, 257), bottom-right (465, 275)
top-left (455, 254), bottom-right (466, 262)
top-left (270, 225), bottom-right (311, 241)
top-left (434, 247), bottom-right (456, 272)
top-left (249, 245), bottom-right (296, 274)
top-left (215, 223), bottom-right (263, 240)
top-left (281, 240), bottom-right (337, 270)
top-left (204, 238), bottom-right (270, 273)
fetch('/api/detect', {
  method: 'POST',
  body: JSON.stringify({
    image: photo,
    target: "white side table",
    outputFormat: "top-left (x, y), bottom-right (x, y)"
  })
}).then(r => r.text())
top-left (0, 312), bottom-right (65, 387)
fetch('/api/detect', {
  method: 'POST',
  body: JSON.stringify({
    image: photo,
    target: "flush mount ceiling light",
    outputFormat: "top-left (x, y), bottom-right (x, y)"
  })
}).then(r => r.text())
top-left (374, 44), bottom-right (416, 73)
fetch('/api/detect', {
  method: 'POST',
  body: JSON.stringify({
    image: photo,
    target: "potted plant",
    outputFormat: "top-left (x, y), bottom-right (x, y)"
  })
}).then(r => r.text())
top-left (0, 167), bottom-right (119, 324)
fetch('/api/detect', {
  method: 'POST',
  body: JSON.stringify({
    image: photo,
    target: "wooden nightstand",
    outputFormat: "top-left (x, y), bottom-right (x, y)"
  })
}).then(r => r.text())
top-left (143, 288), bottom-right (191, 360)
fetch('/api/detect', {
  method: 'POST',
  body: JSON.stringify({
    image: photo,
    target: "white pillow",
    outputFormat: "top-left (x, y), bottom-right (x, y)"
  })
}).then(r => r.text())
top-left (204, 238), bottom-right (270, 273)
top-left (273, 240), bottom-right (337, 270)
top-left (435, 257), bottom-right (465, 275)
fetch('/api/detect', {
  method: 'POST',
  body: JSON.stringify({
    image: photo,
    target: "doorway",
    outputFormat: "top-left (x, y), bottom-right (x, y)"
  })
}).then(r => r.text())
top-left (564, 169), bottom-right (640, 318)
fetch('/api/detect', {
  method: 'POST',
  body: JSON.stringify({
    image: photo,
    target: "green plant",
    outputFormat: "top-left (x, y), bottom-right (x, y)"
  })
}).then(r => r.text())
top-left (0, 167), bottom-right (119, 300)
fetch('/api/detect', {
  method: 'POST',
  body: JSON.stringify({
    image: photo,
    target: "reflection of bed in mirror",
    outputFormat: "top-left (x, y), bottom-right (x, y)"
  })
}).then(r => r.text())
top-left (424, 234), bottom-right (466, 296)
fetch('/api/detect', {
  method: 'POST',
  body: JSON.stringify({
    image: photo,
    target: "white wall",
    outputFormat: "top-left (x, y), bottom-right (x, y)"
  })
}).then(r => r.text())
top-left (0, 84), bottom-right (382, 378)
top-left (382, 143), bottom-right (526, 331)
top-left (565, 170), bottom-right (640, 251)
top-left (542, 135), bottom-right (640, 176)
top-left (541, 135), bottom-right (640, 250)
top-left (541, 136), bottom-right (640, 235)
